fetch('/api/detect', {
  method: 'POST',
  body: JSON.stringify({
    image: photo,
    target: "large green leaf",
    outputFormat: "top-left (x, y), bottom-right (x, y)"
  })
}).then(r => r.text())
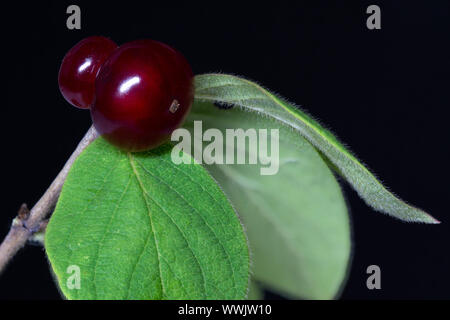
top-left (183, 101), bottom-right (351, 299)
top-left (194, 74), bottom-right (438, 224)
top-left (45, 138), bottom-right (249, 300)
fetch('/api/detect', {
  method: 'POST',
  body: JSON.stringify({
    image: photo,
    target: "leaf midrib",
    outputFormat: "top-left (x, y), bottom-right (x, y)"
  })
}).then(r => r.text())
top-left (145, 152), bottom-right (242, 295)
top-left (133, 156), bottom-right (239, 298)
top-left (127, 152), bottom-right (166, 299)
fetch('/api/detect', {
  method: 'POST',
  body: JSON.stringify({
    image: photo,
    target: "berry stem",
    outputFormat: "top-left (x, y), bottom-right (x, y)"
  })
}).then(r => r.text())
top-left (0, 125), bottom-right (99, 274)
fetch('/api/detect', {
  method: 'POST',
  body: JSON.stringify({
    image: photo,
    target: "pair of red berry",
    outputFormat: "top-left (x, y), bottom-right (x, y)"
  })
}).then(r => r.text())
top-left (58, 36), bottom-right (194, 152)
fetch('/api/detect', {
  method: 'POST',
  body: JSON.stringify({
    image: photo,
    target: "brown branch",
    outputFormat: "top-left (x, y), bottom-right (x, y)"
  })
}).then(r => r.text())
top-left (0, 125), bottom-right (99, 274)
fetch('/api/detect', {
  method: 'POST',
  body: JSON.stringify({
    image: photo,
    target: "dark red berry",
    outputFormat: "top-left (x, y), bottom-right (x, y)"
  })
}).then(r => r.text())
top-left (91, 39), bottom-right (194, 152)
top-left (58, 36), bottom-right (117, 109)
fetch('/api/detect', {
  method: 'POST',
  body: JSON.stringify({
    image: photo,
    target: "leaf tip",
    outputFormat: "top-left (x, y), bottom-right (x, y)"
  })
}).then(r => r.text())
top-left (416, 212), bottom-right (440, 224)
top-left (428, 217), bottom-right (441, 224)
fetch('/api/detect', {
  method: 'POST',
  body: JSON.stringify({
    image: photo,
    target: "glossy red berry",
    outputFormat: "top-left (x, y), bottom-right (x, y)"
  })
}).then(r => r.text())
top-left (58, 36), bottom-right (117, 109)
top-left (91, 39), bottom-right (194, 152)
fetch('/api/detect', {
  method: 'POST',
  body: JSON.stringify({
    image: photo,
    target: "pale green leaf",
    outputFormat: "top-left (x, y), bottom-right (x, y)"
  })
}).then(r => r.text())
top-left (247, 281), bottom-right (264, 300)
top-left (184, 101), bottom-right (351, 299)
top-left (194, 74), bottom-right (438, 224)
top-left (45, 138), bottom-right (249, 300)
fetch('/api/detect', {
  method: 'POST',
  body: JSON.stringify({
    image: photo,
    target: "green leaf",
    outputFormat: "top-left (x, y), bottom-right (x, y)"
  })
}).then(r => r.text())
top-left (183, 101), bottom-right (351, 299)
top-left (194, 74), bottom-right (438, 224)
top-left (45, 138), bottom-right (249, 300)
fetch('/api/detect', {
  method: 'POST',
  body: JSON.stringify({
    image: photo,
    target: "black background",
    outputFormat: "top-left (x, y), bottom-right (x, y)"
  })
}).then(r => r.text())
top-left (1, 0), bottom-right (449, 300)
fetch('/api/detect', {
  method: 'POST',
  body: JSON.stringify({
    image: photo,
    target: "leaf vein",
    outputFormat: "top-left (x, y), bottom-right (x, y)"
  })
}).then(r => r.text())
top-left (127, 153), bottom-right (166, 299)
top-left (134, 159), bottom-right (237, 297)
